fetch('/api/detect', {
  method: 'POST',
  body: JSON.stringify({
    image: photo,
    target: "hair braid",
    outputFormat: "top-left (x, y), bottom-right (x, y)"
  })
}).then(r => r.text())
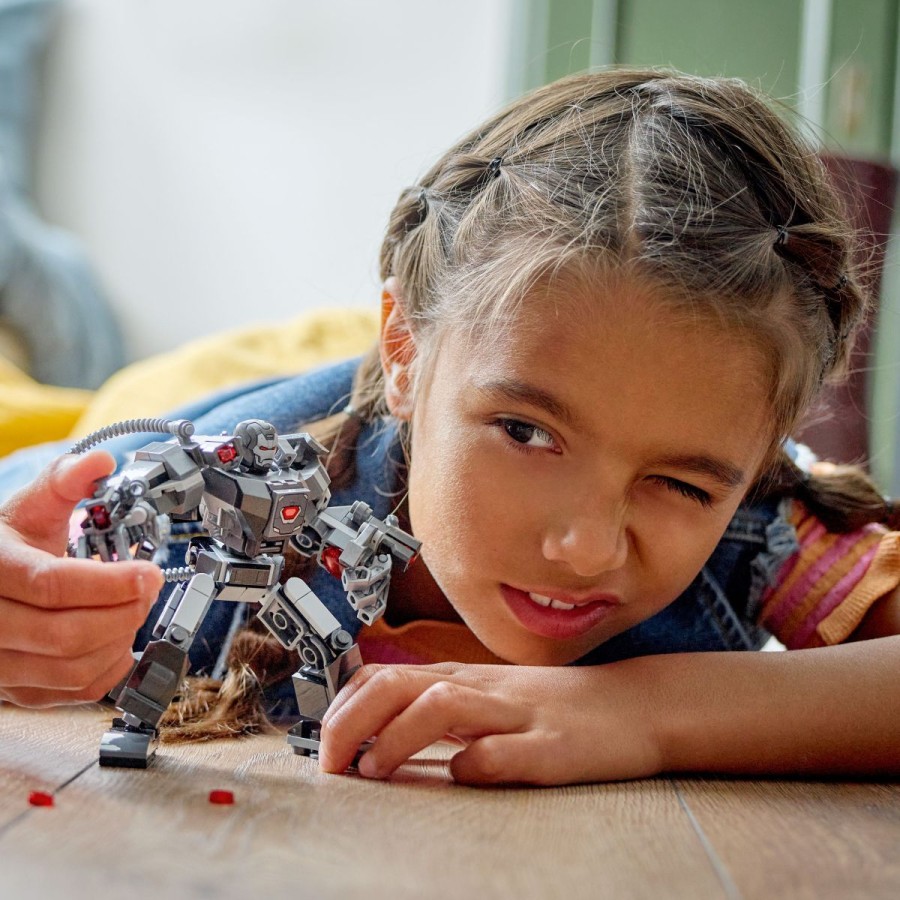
top-left (760, 450), bottom-right (899, 532)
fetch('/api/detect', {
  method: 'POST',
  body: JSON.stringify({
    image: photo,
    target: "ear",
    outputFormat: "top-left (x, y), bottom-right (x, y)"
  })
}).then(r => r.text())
top-left (379, 277), bottom-right (417, 420)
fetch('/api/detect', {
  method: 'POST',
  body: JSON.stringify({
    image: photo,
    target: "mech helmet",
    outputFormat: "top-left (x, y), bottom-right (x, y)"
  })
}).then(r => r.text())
top-left (234, 419), bottom-right (279, 471)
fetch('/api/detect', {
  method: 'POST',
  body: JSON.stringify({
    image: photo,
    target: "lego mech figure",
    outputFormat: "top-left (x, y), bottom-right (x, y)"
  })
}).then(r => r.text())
top-left (69, 417), bottom-right (420, 768)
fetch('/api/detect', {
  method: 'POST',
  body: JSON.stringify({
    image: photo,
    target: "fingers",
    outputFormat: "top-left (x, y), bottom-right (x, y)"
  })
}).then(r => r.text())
top-left (0, 646), bottom-right (136, 708)
top-left (319, 666), bottom-right (529, 777)
top-left (357, 684), bottom-right (527, 780)
top-left (0, 637), bottom-right (134, 691)
top-left (0, 543), bottom-right (163, 610)
top-left (0, 451), bottom-right (116, 553)
top-left (321, 661), bottom-right (464, 726)
top-left (0, 451), bottom-right (162, 612)
top-left (0, 591), bottom-right (154, 656)
top-left (319, 666), bottom-right (424, 772)
top-left (0, 641), bottom-right (133, 699)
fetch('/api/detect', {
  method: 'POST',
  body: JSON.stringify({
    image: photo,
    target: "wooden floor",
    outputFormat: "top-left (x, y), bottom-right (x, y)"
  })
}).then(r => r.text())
top-left (1, 705), bottom-right (898, 899)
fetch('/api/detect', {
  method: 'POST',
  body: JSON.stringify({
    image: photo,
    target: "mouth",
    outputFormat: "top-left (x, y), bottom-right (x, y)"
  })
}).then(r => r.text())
top-left (500, 585), bottom-right (621, 640)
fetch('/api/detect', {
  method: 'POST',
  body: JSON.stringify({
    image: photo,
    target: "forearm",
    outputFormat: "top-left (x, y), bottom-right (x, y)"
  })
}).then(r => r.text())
top-left (319, 640), bottom-right (899, 785)
top-left (637, 636), bottom-right (900, 777)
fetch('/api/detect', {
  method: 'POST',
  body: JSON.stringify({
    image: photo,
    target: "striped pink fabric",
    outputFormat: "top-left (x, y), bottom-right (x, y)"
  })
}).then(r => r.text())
top-left (759, 500), bottom-right (890, 648)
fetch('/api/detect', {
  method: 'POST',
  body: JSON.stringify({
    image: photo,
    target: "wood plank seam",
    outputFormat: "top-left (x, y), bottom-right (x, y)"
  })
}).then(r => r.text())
top-left (672, 779), bottom-right (744, 900)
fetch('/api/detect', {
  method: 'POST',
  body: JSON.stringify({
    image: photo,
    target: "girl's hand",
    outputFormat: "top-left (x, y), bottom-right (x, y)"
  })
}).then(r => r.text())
top-left (318, 660), bottom-right (664, 785)
top-left (0, 453), bottom-right (163, 707)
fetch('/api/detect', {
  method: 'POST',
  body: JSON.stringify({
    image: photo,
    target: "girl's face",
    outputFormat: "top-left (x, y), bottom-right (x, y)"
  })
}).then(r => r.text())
top-left (395, 276), bottom-right (774, 666)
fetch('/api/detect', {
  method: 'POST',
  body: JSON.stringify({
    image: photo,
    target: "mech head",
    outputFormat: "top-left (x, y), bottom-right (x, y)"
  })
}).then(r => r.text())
top-left (234, 419), bottom-right (279, 471)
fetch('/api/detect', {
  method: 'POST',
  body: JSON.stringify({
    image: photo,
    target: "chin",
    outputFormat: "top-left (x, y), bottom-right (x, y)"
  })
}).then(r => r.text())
top-left (477, 628), bottom-right (593, 667)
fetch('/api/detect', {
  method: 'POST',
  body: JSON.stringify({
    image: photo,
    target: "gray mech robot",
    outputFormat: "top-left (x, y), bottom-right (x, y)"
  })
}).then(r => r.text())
top-left (68, 417), bottom-right (420, 768)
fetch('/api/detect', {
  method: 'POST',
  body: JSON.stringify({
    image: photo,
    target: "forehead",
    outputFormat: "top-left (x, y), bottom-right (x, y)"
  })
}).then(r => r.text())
top-left (461, 271), bottom-right (768, 374)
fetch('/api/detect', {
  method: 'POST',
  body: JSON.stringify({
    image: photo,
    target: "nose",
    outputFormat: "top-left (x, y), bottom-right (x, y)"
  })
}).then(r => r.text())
top-left (541, 503), bottom-right (628, 578)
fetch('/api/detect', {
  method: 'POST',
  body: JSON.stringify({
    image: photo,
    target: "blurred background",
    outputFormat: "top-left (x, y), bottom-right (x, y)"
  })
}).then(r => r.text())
top-left (1, 0), bottom-right (899, 494)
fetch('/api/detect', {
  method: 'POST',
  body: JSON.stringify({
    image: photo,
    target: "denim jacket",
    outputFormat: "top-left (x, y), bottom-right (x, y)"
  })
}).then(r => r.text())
top-left (0, 358), bottom-right (797, 710)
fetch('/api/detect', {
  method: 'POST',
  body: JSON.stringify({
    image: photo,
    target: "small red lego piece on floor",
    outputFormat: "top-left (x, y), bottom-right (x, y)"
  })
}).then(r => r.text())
top-left (208, 789), bottom-right (234, 805)
top-left (28, 791), bottom-right (54, 807)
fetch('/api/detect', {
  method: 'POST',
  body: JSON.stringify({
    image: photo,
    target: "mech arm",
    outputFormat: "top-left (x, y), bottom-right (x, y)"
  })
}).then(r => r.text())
top-left (74, 419), bottom-right (203, 565)
top-left (265, 500), bottom-right (420, 756)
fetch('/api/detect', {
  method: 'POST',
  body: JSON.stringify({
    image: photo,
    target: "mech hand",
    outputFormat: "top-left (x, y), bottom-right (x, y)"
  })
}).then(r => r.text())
top-left (311, 501), bottom-right (421, 627)
top-left (341, 554), bottom-right (392, 624)
top-left (317, 661), bottom-right (664, 786)
top-left (0, 452), bottom-right (163, 707)
top-left (75, 474), bottom-right (168, 562)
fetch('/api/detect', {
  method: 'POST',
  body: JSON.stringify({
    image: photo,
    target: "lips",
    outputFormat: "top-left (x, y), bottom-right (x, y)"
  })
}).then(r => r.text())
top-left (500, 585), bottom-right (621, 640)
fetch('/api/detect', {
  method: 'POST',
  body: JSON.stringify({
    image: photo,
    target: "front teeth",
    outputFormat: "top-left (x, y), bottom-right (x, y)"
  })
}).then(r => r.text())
top-left (528, 592), bottom-right (576, 611)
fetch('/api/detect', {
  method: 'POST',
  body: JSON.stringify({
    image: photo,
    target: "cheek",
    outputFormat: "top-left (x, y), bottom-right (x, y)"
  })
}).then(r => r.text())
top-left (407, 426), bottom-right (542, 572)
top-left (632, 503), bottom-right (741, 599)
top-left (407, 419), bottom-right (480, 552)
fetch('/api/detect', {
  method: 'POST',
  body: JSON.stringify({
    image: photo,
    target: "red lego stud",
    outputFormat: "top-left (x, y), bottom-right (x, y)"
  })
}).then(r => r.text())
top-left (281, 505), bottom-right (300, 522)
top-left (208, 789), bottom-right (235, 805)
top-left (88, 504), bottom-right (111, 529)
top-left (28, 791), bottom-right (54, 807)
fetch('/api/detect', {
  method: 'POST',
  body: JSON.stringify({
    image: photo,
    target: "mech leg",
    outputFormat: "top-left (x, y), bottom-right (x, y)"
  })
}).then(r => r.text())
top-left (99, 572), bottom-right (216, 767)
top-left (256, 577), bottom-right (364, 760)
top-left (101, 545), bottom-right (285, 767)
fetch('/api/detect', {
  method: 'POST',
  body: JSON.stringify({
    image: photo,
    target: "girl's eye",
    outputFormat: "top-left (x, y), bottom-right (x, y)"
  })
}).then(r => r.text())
top-left (648, 475), bottom-right (713, 508)
top-left (498, 418), bottom-right (557, 451)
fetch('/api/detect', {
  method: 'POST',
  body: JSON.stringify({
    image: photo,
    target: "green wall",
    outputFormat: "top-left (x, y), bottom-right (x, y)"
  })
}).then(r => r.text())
top-left (619, 0), bottom-right (801, 102)
top-left (515, 0), bottom-right (898, 157)
top-left (826, 0), bottom-right (897, 159)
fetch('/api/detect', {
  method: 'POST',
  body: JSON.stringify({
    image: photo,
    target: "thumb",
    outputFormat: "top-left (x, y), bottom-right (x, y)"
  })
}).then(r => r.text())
top-left (0, 451), bottom-right (117, 552)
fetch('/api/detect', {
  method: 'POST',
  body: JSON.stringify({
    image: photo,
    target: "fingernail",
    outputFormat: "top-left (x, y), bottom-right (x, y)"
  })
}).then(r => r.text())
top-left (357, 753), bottom-right (380, 779)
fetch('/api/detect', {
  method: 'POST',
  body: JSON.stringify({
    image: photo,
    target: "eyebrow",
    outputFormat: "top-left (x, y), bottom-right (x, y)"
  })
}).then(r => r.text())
top-left (474, 378), bottom-right (747, 489)
top-left (474, 378), bottom-right (584, 431)
top-left (649, 454), bottom-right (747, 489)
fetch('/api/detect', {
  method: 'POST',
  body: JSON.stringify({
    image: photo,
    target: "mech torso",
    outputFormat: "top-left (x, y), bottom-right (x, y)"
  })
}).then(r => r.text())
top-left (192, 426), bottom-right (332, 559)
top-left (200, 467), bottom-right (316, 558)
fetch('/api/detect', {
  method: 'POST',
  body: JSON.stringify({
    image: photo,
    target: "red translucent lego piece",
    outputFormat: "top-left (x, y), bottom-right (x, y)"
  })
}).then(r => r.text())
top-left (28, 791), bottom-right (54, 807)
top-left (321, 545), bottom-right (344, 578)
top-left (281, 505), bottom-right (300, 522)
top-left (208, 789), bottom-right (234, 805)
top-left (217, 444), bottom-right (238, 464)
top-left (89, 505), bottom-right (111, 529)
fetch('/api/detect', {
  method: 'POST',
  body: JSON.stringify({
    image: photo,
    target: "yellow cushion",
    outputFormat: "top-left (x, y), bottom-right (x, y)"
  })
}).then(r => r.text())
top-left (0, 308), bottom-right (379, 456)
top-left (0, 355), bottom-right (91, 456)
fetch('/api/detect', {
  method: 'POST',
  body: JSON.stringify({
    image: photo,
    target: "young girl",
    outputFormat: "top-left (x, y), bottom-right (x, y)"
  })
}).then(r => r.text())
top-left (1, 68), bottom-right (898, 785)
